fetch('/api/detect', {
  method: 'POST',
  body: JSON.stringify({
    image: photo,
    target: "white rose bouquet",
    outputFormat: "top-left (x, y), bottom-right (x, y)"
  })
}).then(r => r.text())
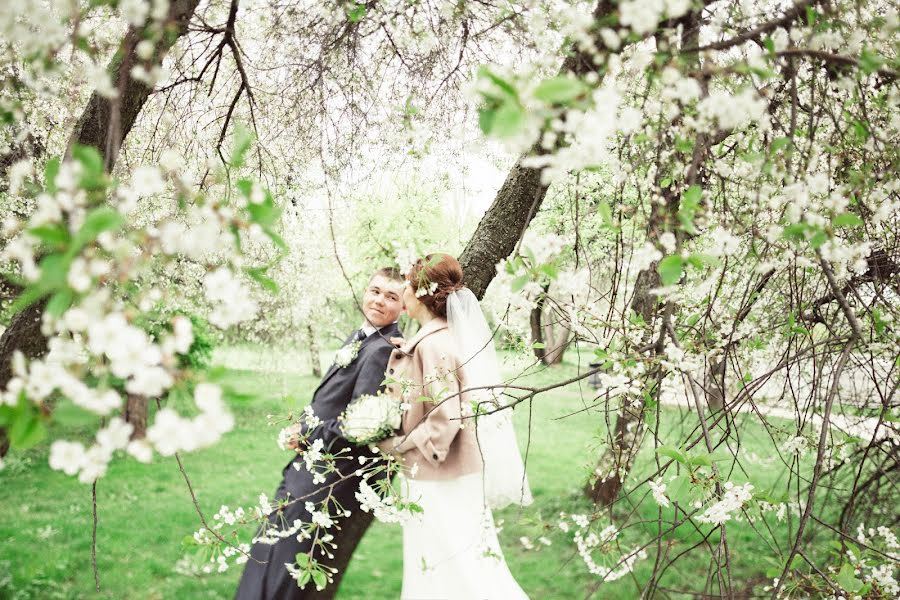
top-left (339, 393), bottom-right (402, 445)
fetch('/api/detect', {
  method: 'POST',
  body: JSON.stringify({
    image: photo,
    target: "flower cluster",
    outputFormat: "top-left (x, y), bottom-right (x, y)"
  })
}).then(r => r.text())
top-left (696, 482), bottom-right (754, 526)
top-left (333, 340), bottom-right (362, 368)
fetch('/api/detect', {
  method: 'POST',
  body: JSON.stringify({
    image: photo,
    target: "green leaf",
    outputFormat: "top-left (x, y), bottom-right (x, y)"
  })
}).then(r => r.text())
top-left (658, 255), bottom-right (684, 286)
top-left (835, 563), bottom-right (863, 593)
top-left (539, 263), bottom-right (559, 279)
top-left (533, 76), bottom-right (586, 104)
top-left (298, 571), bottom-right (311, 588)
top-left (38, 253), bottom-right (70, 288)
top-left (656, 446), bottom-right (688, 465)
top-left (782, 223), bottom-right (807, 242)
top-left (71, 207), bottom-right (124, 251)
top-left (598, 200), bottom-right (614, 228)
top-left (770, 137), bottom-right (792, 153)
top-left (667, 474), bottom-right (694, 504)
top-left (46, 289), bottom-right (74, 318)
top-left (682, 184), bottom-right (702, 206)
top-left (490, 100), bottom-right (525, 138)
top-left (678, 185), bottom-right (701, 234)
top-left (833, 213), bottom-right (863, 228)
top-left (806, 6), bottom-right (818, 26)
top-left (230, 123), bottom-right (254, 168)
top-left (510, 274), bottom-right (530, 293)
top-left (71, 144), bottom-right (104, 178)
top-left (246, 199), bottom-right (281, 229)
top-left (477, 67), bottom-right (519, 101)
top-left (244, 266), bottom-right (279, 293)
top-left (294, 553), bottom-right (310, 568)
top-left (689, 452), bottom-right (731, 467)
top-left (478, 107), bottom-right (496, 135)
top-left (235, 178), bottom-right (253, 198)
top-left (531, 342), bottom-right (545, 349)
top-left (674, 137), bottom-right (694, 154)
top-left (44, 158), bottom-right (61, 193)
top-left (264, 227), bottom-right (289, 252)
top-left (809, 229), bottom-right (828, 250)
top-left (28, 224), bottom-right (70, 246)
top-left (9, 412), bottom-right (47, 450)
top-left (311, 570), bottom-right (327, 591)
top-left (858, 48), bottom-right (884, 75)
top-left (345, 2), bottom-right (366, 22)
top-left (53, 400), bottom-right (98, 427)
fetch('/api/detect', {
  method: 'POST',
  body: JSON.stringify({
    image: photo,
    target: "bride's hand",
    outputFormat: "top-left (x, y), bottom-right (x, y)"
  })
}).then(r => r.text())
top-left (376, 435), bottom-right (403, 455)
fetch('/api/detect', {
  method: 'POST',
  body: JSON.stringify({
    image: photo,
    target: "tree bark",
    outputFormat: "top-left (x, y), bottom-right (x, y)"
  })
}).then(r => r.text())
top-left (0, 0), bottom-right (201, 457)
top-left (529, 286), bottom-right (548, 363)
top-left (67, 0), bottom-right (202, 166)
top-left (530, 286), bottom-right (571, 366)
top-left (307, 322), bottom-right (322, 378)
top-left (124, 394), bottom-right (150, 439)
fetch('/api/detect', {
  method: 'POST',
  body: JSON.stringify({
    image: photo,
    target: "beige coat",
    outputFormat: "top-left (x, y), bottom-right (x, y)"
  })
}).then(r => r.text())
top-left (384, 318), bottom-right (483, 480)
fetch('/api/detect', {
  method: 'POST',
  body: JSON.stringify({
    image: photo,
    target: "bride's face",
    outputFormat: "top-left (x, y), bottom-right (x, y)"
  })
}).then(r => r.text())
top-left (403, 281), bottom-right (424, 321)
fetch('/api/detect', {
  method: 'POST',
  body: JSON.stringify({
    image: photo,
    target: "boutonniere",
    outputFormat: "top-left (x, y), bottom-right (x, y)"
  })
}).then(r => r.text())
top-left (334, 340), bottom-right (362, 368)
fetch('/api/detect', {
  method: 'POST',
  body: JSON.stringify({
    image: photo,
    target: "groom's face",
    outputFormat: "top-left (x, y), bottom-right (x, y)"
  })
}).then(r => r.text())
top-left (362, 274), bottom-right (404, 328)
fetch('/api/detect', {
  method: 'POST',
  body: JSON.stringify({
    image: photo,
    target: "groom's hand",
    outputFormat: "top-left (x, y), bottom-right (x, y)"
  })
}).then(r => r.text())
top-left (284, 423), bottom-right (308, 452)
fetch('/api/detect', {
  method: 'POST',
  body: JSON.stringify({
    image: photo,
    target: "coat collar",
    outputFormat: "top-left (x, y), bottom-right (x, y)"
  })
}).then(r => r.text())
top-left (398, 317), bottom-right (447, 354)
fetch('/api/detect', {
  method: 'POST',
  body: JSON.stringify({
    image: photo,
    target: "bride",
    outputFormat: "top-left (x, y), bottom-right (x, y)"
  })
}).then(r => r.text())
top-left (378, 253), bottom-right (532, 599)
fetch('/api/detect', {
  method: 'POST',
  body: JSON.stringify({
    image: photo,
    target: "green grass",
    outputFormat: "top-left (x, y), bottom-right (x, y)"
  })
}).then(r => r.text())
top-left (0, 347), bottom-right (814, 599)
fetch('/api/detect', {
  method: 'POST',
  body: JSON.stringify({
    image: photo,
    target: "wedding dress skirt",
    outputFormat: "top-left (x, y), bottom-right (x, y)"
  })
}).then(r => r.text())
top-left (399, 473), bottom-right (529, 600)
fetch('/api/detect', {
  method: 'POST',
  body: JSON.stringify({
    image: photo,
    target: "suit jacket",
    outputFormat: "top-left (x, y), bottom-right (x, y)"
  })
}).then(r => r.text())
top-left (304, 321), bottom-right (401, 451)
top-left (385, 318), bottom-right (483, 480)
top-left (234, 322), bottom-right (402, 600)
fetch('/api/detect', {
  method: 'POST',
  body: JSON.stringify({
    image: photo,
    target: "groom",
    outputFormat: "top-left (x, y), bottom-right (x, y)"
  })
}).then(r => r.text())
top-left (235, 267), bottom-right (405, 600)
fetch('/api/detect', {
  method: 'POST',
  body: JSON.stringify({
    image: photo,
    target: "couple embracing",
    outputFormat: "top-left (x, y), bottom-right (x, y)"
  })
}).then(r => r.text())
top-left (235, 253), bottom-right (532, 599)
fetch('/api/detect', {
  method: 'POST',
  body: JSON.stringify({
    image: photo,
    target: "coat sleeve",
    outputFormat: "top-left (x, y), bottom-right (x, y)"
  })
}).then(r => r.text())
top-left (307, 343), bottom-right (392, 451)
top-left (403, 341), bottom-right (463, 467)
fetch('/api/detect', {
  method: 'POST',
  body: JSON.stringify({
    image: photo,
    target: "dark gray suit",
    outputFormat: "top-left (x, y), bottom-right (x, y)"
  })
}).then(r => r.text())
top-left (235, 323), bottom-right (401, 600)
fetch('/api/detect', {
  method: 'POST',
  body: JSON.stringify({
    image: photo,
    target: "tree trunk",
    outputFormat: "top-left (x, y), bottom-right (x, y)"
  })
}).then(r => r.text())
top-left (67, 0), bottom-right (202, 166)
top-left (307, 322), bottom-right (322, 378)
top-left (586, 11), bottom-right (709, 506)
top-left (530, 287), bottom-right (571, 366)
top-left (0, 0), bottom-right (201, 457)
top-left (541, 301), bottom-right (571, 365)
top-left (529, 286), bottom-right (548, 363)
top-left (124, 394), bottom-right (149, 439)
top-left (586, 264), bottom-right (662, 505)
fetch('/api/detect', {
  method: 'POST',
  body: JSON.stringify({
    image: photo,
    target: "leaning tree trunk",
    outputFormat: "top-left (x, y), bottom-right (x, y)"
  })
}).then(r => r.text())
top-left (0, 0), bottom-right (202, 456)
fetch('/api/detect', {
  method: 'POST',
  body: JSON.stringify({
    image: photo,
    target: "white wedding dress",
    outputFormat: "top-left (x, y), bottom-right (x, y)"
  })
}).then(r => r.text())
top-left (399, 472), bottom-right (529, 600)
top-left (397, 288), bottom-right (530, 599)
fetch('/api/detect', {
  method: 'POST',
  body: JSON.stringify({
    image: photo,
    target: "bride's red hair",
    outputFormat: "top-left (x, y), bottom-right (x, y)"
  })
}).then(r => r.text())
top-left (407, 253), bottom-right (464, 318)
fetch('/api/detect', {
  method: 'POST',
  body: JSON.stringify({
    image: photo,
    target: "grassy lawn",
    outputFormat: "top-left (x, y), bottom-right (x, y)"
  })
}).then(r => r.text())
top-left (1, 346), bottom-right (813, 599)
